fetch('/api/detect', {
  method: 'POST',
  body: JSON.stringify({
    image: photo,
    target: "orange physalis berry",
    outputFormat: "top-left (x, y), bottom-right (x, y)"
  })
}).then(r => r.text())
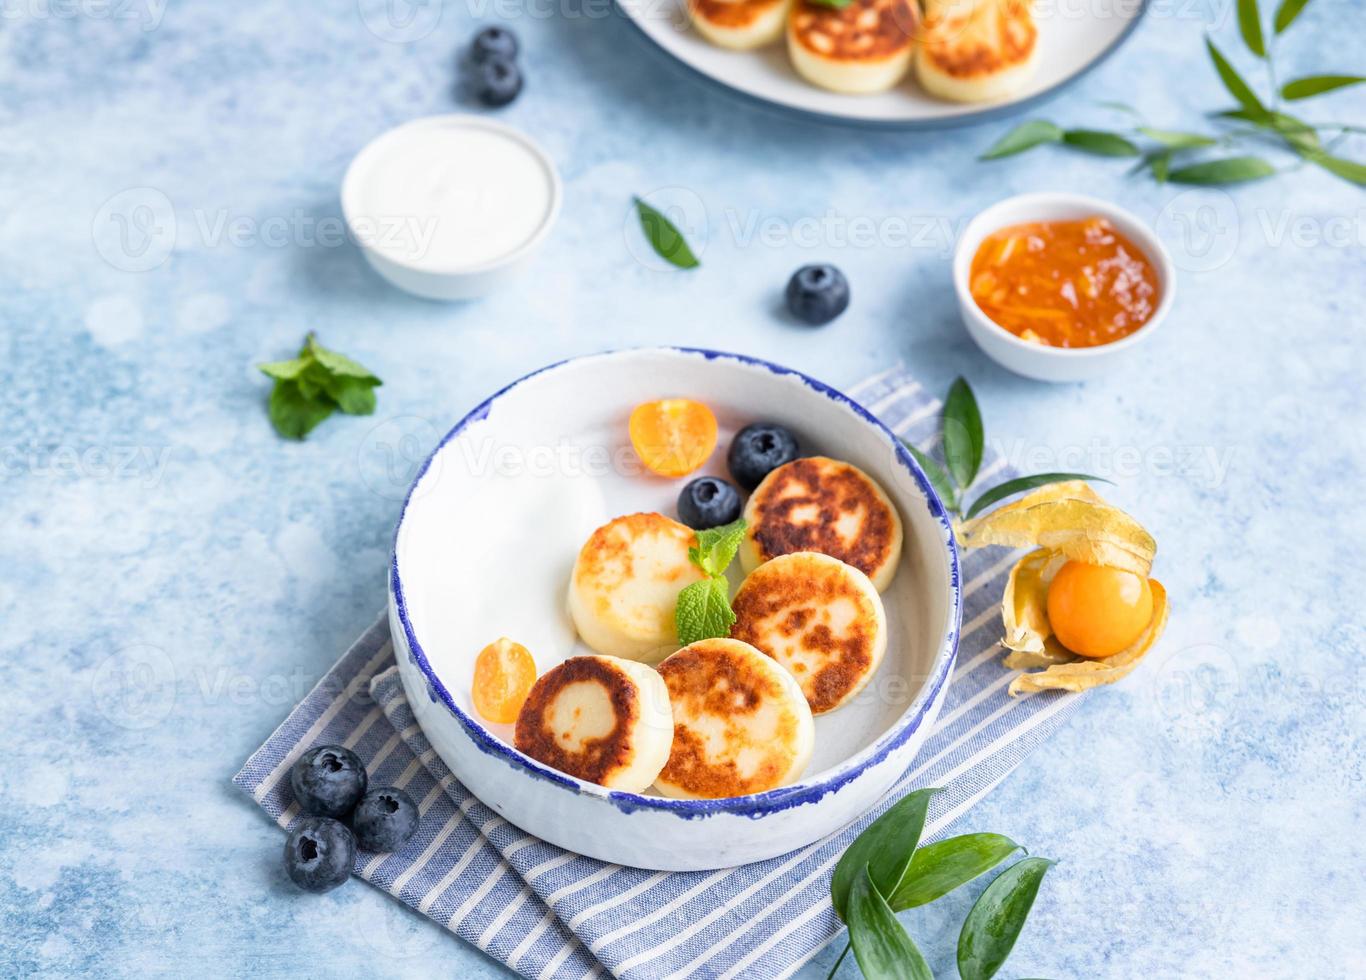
top-left (628, 398), bottom-right (718, 478)
top-left (471, 637), bottom-right (537, 725)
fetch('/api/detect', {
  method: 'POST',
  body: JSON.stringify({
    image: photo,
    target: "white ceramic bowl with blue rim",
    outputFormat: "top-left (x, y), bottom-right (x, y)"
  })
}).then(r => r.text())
top-left (389, 347), bottom-right (961, 870)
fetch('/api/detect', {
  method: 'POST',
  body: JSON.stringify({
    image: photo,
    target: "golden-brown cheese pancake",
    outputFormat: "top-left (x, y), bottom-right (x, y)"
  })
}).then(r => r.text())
top-left (653, 638), bottom-right (815, 799)
top-left (689, 0), bottom-right (792, 49)
top-left (740, 456), bottom-right (903, 591)
top-left (787, 0), bottom-right (918, 95)
top-left (730, 552), bottom-right (887, 714)
top-left (514, 655), bottom-right (674, 792)
top-left (568, 513), bottom-right (708, 663)
top-left (916, 0), bottom-right (1038, 103)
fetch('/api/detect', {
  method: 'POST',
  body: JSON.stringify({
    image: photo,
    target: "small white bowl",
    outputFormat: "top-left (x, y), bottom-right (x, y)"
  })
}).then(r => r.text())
top-left (953, 192), bottom-right (1174, 383)
top-left (341, 115), bottom-right (562, 301)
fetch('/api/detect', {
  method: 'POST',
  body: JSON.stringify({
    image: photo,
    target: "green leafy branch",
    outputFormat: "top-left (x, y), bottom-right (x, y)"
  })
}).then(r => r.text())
top-left (828, 788), bottom-right (1054, 980)
top-left (981, 0), bottom-right (1364, 186)
top-left (906, 377), bottom-right (1108, 523)
top-left (258, 332), bottom-right (382, 440)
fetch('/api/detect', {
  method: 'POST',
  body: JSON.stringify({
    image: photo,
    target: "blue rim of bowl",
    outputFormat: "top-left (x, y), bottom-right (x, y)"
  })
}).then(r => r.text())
top-left (389, 347), bottom-right (962, 818)
top-left (611, 1), bottom-right (1150, 131)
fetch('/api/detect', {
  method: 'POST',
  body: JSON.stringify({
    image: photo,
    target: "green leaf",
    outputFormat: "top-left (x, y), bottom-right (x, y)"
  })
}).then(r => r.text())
top-left (941, 378), bottom-right (984, 489)
top-left (831, 788), bottom-right (939, 922)
top-left (268, 381), bottom-right (335, 441)
top-left (1094, 100), bottom-right (1141, 117)
top-left (979, 121), bottom-right (1063, 160)
top-left (674, 577), bottom-right (735, 646)
top-left (689, 518), bottom-right (747, 577)
top-left (1167, 155), bottom-right (1278, 185)
top-left (847, 867), bottom-right (933, 980)
top-left (889, 834), bottom-right (1024, 910)
top-left (1136, 127), bottom-right (1218, 149)
top-left (957, 857), bottom-right (1055, 980)
top-left (962, 473), bottom-right (1112, 520)
top-left (1151, 150), bottom-right (1172, 183)
top-left (1273, 0), bottom-right (1311, 33)
top-left (258, 358), bottom-right (307, 381)
top-left (1302, 150), bottom-right (1366, 186)
top-left (904, 442), bottom-right (957, 512)
top-left (1061, 129), bottom-right (1141, 157)
top-left (1206, 38), bottom-right (1267, 116)
top-left (805, 0), bottom-right (855, 7)
top-left (306, 333), bottom-right (381, 381)
top-left (634, 196), bottom-right (700, 269)
top-left (1281, 74), bottom-right (1365, 100)
top-left (330, 378), bottom-right (380, 416)
top-left (1237, 0), bottom-right (1265, 56)
top-left (1218, 108), bottom-right (1322, 152)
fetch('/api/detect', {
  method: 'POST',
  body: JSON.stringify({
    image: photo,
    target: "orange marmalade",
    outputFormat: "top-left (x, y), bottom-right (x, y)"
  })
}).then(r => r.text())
top-left (969, 217), bottom-right (1160, 348)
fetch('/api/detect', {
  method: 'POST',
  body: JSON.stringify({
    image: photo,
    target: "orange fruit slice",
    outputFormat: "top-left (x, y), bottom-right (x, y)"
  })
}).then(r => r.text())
top-left (629, 399), bottom-right (718, 477)
top-left (471, 637), bottom-right (537, 725)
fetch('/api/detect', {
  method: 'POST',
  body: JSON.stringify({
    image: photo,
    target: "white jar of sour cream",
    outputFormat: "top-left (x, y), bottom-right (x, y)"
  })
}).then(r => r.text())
top-left (341, 115), bottom-right (561, 300)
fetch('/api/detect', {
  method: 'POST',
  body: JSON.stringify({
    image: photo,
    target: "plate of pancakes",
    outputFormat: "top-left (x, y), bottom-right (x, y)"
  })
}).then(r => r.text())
top-left (616, 0), bottom-right (1148, 128)
top-left (389, 347), bottom-right (960, 870)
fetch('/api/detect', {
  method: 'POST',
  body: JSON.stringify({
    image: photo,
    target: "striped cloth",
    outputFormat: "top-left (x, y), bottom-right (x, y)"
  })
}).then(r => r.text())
top-left (233, 365), bottom-right (1085, 980)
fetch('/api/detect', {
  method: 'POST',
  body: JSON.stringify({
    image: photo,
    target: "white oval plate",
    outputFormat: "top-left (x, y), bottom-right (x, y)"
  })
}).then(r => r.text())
top-left (389, 348), bottom-right (961, 870)
top-left (616, 0), bottom-right (1148, 129)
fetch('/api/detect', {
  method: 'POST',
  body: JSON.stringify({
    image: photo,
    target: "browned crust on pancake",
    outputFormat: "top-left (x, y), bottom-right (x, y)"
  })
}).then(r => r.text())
top-left (657, 640), bottom-right (799, 798)
top-left (730, 557), bottom-right (877, 713)
top-left (790, 0), bottom-right (918, 61)
top-left (514, 657), bottom-right (638, 785)
top-left (690, 0), bottom-right (784, 29)
top-left (573, 513), bottom-right (697, 590)
top-left (749, 458), bottom-right (896, 580)
top-left (921, 0), bottom-right (1036, 78)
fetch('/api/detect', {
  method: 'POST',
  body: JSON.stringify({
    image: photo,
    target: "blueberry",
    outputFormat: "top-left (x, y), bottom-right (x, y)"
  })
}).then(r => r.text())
top-left (290, 745), bottom-right (367, 819)
top-left (471, 26), bottom-right (518, 63)
top-left (728, 423), bottom-right (800, 491)
top-left (785, 264), bottom-right (850, 326)
top-left (351, 787), bottom-right (419, 853)
top-left (476, 57), bottom-right (522, 108)
top-left (284, 816), bottom-right (355, 893)
top-left (678, 477), bottom-right (742, 530)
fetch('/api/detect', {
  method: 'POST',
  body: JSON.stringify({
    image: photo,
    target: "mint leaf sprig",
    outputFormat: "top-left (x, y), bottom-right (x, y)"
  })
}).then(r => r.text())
top-left (827, 786), bottom-right (1050, 980)
top-left (634, 196), bottom-right (700, 270)
top-left (258, 332), bottom-right (382, 440)
top-left (906, 377), bottom-right (1109, 524)
top-left (980, 0), bottom-right (1364, 186)
top-left (674, 518), bottom-right (747, 646)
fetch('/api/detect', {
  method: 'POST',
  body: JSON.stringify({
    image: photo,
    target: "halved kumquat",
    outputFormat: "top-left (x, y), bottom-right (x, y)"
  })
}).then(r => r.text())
top-left (629, 398), bottom-right (718, 478)
top-left (472, 637), bottom-right (537, 725)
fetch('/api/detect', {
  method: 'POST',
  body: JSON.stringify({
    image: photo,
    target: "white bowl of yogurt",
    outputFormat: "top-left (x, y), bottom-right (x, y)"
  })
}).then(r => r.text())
top-left (341, 115), bottom-right (562, 300)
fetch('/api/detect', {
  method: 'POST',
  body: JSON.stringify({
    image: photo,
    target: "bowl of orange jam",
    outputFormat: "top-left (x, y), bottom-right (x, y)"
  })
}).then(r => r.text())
top-left (953, 193), bottom-right (1174, 382)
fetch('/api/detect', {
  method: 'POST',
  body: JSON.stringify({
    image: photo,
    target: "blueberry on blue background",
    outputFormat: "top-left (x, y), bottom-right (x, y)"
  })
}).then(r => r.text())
top-left (290, 745), bottom-right (367, 819)
top-left (477, 57), bottom-right (522, 108)
top-left (728, 423), bottom-right (800, 491)
top-left (471, 26), bottom-right (518, 63)
top-left (785, 264), bottom-right (850, 326)
top-left (678, 477), bottom-right (742, 530)
top-left (284, 816), bottom-right (355, 893)
top-left (352, 787), bottom-right (419, 853)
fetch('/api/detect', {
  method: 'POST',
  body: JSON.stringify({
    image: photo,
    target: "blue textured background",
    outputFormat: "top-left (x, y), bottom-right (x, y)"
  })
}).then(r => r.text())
top-left (2, 0), bottom-right (1363, 976)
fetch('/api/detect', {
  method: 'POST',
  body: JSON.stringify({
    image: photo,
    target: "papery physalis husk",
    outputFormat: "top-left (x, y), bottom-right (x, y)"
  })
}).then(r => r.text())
top-left (959, 481), bottom-right (1156, 578)
top-left (963, 482), bottom-right (1168, 694)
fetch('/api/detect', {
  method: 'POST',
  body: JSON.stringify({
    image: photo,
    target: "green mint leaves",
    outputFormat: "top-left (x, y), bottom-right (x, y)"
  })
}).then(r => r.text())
top-left (905, 376), bottom-right (1108, 523)
top-left (828, 786), bottom-right (1045, 980)
top-left (258, 332), bottom-right (382, 440)
top-left (674, 518), bottom-right (747, 646)
top-left (979, 0), bottom-right (1365, 187)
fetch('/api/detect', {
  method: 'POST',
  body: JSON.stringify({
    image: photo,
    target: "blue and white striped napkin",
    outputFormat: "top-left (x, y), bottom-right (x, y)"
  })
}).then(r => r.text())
top-left (233, 365), bottom-right (1086, 980)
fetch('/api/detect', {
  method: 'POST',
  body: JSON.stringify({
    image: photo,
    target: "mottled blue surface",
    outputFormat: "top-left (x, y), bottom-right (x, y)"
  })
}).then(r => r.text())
top-left (2, 0), bottom-right (1363, 977)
